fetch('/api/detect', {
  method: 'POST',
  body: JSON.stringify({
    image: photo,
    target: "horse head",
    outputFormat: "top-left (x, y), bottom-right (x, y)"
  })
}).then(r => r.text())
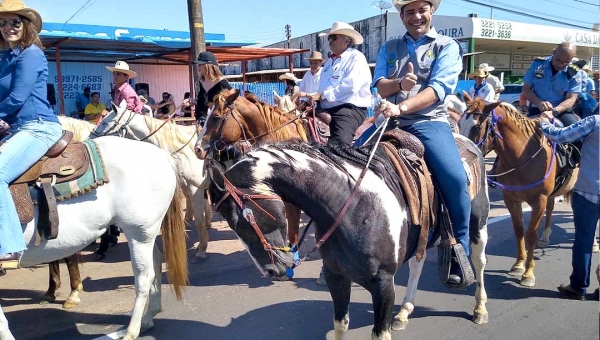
top-left (206, 158), bottom-right (292, 277)
top-left (195, 88), bottom-right (250, 161)
top-left (463, 91), bottom-right (503, 155)
top-left (275, 92), bottom-right (300, 114)
top-left (93, 100), bottom-right (134, 138)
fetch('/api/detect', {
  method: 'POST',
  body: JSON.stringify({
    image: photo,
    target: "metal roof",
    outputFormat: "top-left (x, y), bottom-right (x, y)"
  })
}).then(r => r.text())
top-left (41, 23), bottom-right (308, 65)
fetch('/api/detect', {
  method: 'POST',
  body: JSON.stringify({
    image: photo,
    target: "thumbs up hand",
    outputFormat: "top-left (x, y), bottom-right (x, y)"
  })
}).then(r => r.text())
top-left (399, 62), bottom-right (418, 92)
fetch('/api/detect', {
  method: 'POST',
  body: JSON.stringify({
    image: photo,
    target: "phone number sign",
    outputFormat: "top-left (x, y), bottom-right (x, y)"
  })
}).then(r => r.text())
top-left (477, 19), bottom-right (513, 40)
top-left (53, 75), bottom-right (104, 100)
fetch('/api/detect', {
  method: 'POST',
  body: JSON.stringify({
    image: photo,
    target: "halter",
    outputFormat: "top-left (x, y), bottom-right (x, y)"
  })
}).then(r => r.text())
top-left (471, 108), bottom-right (558, 191)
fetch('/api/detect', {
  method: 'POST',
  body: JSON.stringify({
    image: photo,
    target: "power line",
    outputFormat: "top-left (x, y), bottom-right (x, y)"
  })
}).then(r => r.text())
top-left (573, 0), bottom-right (599, 6)
top-left (62, 0), bottom-right (97, 29)
top-left (486, 0), bottom-right (596, 25)
top-left (461, 0), bottom-right (598, 31)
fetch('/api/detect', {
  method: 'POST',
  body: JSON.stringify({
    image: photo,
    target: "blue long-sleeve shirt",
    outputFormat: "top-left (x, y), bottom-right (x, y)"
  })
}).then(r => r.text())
top-left (540, 116), bottom-right (599, 202)
top-left (0, 44), bottom-right (58, 126)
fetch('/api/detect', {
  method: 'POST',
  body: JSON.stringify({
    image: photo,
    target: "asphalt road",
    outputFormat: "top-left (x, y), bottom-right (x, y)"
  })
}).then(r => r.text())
top-left (1, 186), bottom-right (598, 340)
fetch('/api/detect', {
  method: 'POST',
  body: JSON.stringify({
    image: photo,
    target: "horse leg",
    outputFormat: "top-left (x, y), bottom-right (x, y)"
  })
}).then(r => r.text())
top-left (183, 191), bottom-right (194, 224)
top-left (123, 238), bottom-right (157, 340)
top-left (370, 272), bottom-right (395, 340)
top-left (471, 225), bottom-right (489, 324)
top-left (0, 304), bottom-right (15, 340)
top-left (62, 254), bottom-right (83, 309)
top-left (521, 198), bottom-right (546, 287)
top-left (42, 260), bottom-right (61, 304)
top-left (94, 229), bottom-right (111, 260)
top-left (392, 252), bottom-right (426, 331)
top-left (284, 202), bottom-right (301, 246)
top-left (141, 245), bottom-right (163, 332)
top-left (324, 267), bottom-right (352, 340)
top-left (505, 199), bottom-right (526, 277)
top-left (204, 188), bottom-right (213, 228)
top-left (191, 186), bottom-right (209, 261)
top-left (537, 198), bottom-right (555, 248)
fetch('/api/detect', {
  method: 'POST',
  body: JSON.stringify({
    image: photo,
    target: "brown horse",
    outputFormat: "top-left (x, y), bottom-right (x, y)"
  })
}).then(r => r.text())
top-left (196, 88), bottom-right (308, 247)
top-left (463, 93), bottom-right (578, 287)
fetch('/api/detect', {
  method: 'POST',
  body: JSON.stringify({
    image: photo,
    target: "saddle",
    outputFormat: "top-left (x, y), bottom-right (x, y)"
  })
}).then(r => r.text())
top-left (9, 130), bottom-right (89, 241)
top-left (377, 129), bottom-right (481, 278)
top-left (301, 105), bottom-right (374, 145)
top-left (551, 142), bottom-right (580, 196)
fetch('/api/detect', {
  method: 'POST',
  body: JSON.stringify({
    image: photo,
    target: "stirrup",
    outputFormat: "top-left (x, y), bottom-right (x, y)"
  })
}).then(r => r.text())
top-left (438, 243), bottom-right (475, 289)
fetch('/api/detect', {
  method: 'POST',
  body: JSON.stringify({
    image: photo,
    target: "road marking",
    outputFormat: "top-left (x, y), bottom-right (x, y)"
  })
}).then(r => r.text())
top-left (91, 207), bottom-right (535, 340)
top-left (488, 206), bottom-right (532, 225)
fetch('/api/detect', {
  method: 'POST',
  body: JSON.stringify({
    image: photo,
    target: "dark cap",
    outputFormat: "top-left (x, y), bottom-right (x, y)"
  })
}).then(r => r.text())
top-left (193, 51), bottom-right (218, 65)
top-left (83, 86), bottom-right (91, 92)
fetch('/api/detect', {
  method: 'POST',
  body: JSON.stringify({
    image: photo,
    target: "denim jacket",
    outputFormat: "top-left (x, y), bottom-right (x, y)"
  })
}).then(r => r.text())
top-left (0, 44), bottom-right (58, 126)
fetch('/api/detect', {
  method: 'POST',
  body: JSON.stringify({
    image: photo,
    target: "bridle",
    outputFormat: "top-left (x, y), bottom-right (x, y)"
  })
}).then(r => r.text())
top-left (469, 106), bottom-right (557, 191)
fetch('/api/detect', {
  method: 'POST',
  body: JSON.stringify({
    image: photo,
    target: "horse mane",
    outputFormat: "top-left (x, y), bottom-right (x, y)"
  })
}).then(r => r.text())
top-left (496, 102), bottom-right (544, 141)
top-left (141, 115), bottom-right (198, 155)
top-left (57, 116), bottom-right (95, 141)
top-left (254, 142), bottom-right (404, 203)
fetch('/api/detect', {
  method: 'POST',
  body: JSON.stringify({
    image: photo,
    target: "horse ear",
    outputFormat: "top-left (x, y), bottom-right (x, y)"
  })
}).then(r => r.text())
top-left (224, 88), bottom-right (240, 105)
top-left (272, 90), bottom-right (281, 104)
top-left (462, 90), bottom-right (473, 104)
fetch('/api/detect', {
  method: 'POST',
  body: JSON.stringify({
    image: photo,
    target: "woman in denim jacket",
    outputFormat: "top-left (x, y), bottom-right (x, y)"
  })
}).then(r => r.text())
top-left (0, 0), bottom-right (62, 265)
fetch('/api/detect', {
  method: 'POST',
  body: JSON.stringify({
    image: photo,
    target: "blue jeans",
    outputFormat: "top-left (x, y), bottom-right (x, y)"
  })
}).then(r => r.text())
top-left (400, 121), bottom-right (472, 256)
top-left (0, 118), bottom-right (63, 255)
top-left (569, 192), bottom-right (600, 294)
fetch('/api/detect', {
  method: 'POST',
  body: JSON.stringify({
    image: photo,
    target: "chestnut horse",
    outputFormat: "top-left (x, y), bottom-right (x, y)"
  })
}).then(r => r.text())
top-left (196, 89), bottom-right (308, 248)
top-left (463, 94), bottom-right (578, 287)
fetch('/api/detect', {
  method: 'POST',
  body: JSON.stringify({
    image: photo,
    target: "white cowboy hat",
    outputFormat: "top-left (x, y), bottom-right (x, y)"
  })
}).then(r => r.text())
top-left (468, 68), bottom-right (488, 79)
top-left (327, 22), bottom-right (363, 45)
top-left (105, 61), bottom-right (137, 78)
top-left (305, 51), bottom-right (325, 61)
top-left (393, 0), bottom-right (441, 12)
top-left (478, 63), bottom-right (495, 72)
top-left (278, 72), bottom-right (300, 82)
top-left (0, 0), bottom-right (42, 32)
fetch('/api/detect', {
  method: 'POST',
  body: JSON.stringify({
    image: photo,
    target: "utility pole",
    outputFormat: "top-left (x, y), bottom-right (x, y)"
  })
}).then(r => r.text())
top-left (188, 0), bottom-right (206, 95)
top-left (285, 24), bottom-right (291, 48)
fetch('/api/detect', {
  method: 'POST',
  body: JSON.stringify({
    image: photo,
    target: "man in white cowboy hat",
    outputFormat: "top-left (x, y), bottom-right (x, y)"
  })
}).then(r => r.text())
top-left (309, 22), bottom-right (371, 146)
top-left (374, 0), bottom-right (473, 286)
top-left (478, 63), bottom-right (504, 102)
top-left (298, 51), bottom-right (324, 101)
top-left (468, 67), bottom-right (495, 102)
top-left (105, 60), bottom-right (143, 114)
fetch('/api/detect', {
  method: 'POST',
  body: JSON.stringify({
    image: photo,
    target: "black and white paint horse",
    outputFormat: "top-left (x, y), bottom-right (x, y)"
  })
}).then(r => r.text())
top-left (208, 137), bottom-right (490, 340)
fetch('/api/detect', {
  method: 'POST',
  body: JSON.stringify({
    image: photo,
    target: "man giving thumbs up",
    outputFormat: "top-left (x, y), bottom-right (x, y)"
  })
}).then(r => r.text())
top-left (372, 0), bottom-right (472, 287)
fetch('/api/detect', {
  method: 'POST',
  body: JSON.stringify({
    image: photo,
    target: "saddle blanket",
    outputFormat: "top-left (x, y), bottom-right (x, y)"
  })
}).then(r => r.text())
top-left (32, 139), bottom-right (109, 202)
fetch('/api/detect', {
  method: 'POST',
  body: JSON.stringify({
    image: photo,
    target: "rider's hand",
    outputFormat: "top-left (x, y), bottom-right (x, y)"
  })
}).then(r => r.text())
top-left (399, 62), bottom-right (417, 91)
top-left (378, 100), bottom-right (404, 118)
top-left (309, 93), bottom-right (321, 102)
top-left (538, 101), bottom-right (553, 112)
top-left (540, 110), bottom-right (554, 122)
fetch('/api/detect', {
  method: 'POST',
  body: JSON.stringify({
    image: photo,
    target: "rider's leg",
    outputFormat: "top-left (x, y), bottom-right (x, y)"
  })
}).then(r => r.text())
top-left (327, 105), bottom-right (366, 146)
top-left (0, 119), bottom-right (62, 259)
top-left (556, 110), bottom-right (579, 127)
top-left (401, 122), bottom-right (471, 281)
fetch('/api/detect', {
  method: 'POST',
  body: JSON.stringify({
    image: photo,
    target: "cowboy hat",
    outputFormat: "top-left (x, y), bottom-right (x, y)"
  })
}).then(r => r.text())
top-left (278, 72), bottom-right (300, 82)
top-left (393, 0), bottom-right (441, 12)
top-left (327, 22), bottom-right (363, 45)
top-left (139, 95), bottom-right (147, 103)
top-left (582, 64), bottom-right (593, 74)
top-left (593, 70), bottom-right (600, 76)
top-left (105, 61), bottom-right (137, 78)
top-left (468, 68), bottom-right (488, 79)
top-left (305, 50), bottom-right (325, 61)
top-left (478, 63), bottom-right (495, 72)
top-left (0, 0), bottom-right (42, 32)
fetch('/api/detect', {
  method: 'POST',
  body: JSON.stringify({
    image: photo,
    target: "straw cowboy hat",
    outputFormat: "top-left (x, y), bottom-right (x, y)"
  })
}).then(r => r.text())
top-left (279, 72), bottom-right (300, 82)
top-left (478, 63), bottom-right (495, 72)
top-left (468, 68), bottom-right (488, 79)
top-left (305, 51), bottom-right (325, 61)
top-left (582, 64), bottom-right (593, 75)
top-left (105, 61), bottom-right (137, 78)
top-left (0, 0), bottom-right (42, 32)
top-left (393, 0), bottom-right (441, 12)
top-left (327, 22), bottom-right (364, 45)
top-left (593, 70), bottom-right (600, 76)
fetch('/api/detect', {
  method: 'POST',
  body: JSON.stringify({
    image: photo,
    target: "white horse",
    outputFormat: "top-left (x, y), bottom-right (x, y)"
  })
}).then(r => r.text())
top-left (0, 136), bottom-right (188, 340)
top-left (59, 109), bottom-right (213, 260)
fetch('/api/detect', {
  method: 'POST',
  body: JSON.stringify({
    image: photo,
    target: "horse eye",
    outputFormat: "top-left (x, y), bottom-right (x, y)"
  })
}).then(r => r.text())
top-left (212, 115), bottom-right (221, 122)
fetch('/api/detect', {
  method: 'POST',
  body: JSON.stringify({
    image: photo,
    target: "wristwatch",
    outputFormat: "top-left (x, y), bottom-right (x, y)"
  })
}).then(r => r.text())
top-left (552, 109), bottom-right (559, 116)
top-left (399, 104), bottom-right (408, 115)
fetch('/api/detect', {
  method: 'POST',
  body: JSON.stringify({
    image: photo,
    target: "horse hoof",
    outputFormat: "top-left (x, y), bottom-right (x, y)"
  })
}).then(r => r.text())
top-left (520, 276), bottom-right (536, 287)
top-left (189, 254), bottom-right (208, 264)
top-left (473, 311), bottom-right (489, 325)
top-left (94, 254), bottom-right (106, 261)
top-left (62, 300), bottom-right (79, 309)
top-left (391, 319), bottom-right (409, 331)
top-left (40, 295), bottom-right (56, 304)
top-left (536, 240), bottom-right (549, 249)
top-left (508, 267), bottom-right (525, 277)
top-left (592, 244), bottom-right (600, 253)
top-left (140, 320), bottom-right (155, 333)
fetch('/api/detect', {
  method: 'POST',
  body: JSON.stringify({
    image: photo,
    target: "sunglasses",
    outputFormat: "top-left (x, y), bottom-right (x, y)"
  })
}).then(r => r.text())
top-left (0, 19), bottom-right (23, 29)
top-left (327, 34), bottom-right (339, 41)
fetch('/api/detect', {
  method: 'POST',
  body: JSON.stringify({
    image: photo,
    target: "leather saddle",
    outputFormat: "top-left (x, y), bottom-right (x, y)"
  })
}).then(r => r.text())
top-left (9, 130), bottom-right (89, 241)
top-left (300, 104), bottom-right (374, 145)
top-left (376, 128), bottom-right (482, 262)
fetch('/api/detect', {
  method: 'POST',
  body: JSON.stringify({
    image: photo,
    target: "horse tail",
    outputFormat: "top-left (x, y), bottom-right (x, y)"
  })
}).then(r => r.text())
top-left (161, 181), bottom-right (189, 300)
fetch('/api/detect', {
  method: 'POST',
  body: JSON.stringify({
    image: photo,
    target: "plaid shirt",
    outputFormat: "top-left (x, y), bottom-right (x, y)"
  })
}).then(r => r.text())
top-left (541, 116), bottom-right (600, 204)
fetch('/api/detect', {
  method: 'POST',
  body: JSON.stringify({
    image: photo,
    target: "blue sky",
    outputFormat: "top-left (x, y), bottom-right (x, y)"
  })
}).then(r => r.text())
top-left (28, 0), bottom-right (599, 45)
